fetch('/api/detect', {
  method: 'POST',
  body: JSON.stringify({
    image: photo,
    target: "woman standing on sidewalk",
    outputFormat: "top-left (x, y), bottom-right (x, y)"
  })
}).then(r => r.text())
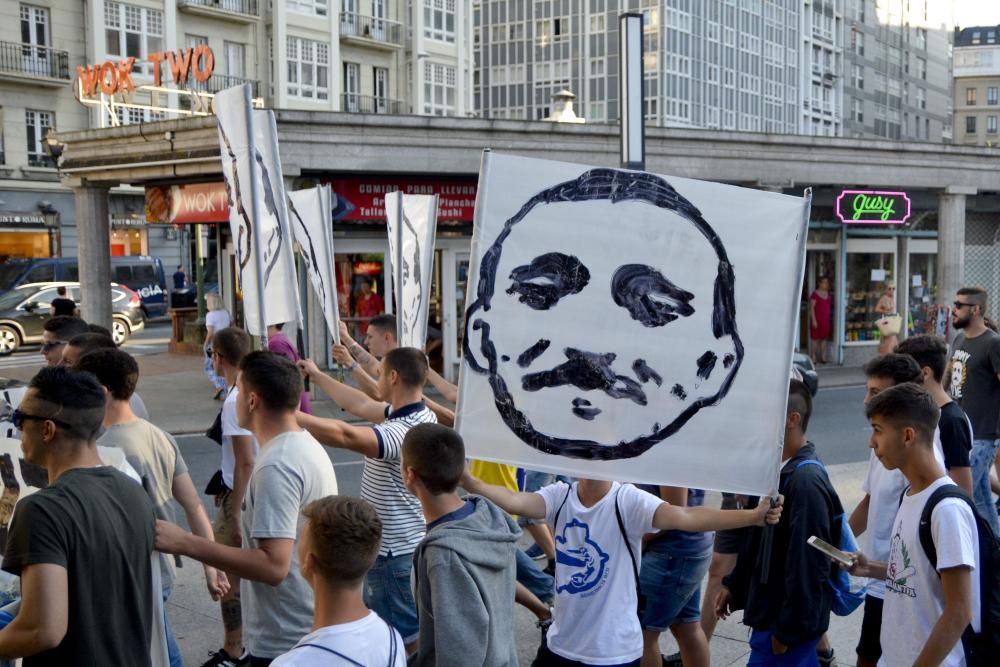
top-left (809, 276), bottom-right (833, 364)
top-left (204, 294), bottom-right (231, 400)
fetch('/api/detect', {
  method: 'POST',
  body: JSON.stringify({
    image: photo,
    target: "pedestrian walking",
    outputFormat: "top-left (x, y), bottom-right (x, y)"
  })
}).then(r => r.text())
top-left (48, 285), bottom-right (78, 318)
top-left (205, 294), bottom-right (232, 400)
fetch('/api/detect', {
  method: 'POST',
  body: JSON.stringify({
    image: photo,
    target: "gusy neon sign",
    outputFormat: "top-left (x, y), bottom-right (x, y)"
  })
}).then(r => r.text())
top-left (835, 190), bottom-right (911, 225)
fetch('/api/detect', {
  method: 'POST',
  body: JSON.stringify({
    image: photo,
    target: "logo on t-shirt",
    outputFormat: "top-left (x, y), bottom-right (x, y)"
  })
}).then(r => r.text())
top-left (555, 519), bottom-right (609, 595)
top-left (950, 350), bottom-right (970, 400)
top-left (885, 532), bottom-right (917, 598)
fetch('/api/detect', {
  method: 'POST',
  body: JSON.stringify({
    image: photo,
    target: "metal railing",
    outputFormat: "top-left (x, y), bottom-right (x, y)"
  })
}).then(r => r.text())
top-left (27, 153), bottom-right (55, 168)
top-left (340, 12), bottom-right (404, 46)
top-left (189, 73), bottom-right (261, 97)
top-left (177, 0), bottom-right (259, 16)
top-left (0, 41), bottom-right (69, 80)
top-left (341, 94), bottom-right (404, 114)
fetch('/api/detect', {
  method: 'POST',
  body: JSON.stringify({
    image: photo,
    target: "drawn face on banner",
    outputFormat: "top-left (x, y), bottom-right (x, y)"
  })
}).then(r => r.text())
top-left (464, 169), bottom-right (743, 461)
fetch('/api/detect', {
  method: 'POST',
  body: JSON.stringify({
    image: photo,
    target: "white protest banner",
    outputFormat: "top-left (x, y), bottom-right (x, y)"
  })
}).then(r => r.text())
top-left (385, 192), bottom-right (439, 348)
top-left (215, 85), bottom-right (300, 335)
top-left (289, 185), bottom-right (341, 343)
top-left (456, 153), bottom-right (810, 496)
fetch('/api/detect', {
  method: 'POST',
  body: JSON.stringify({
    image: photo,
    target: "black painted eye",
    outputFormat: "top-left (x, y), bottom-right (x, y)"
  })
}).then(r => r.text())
top-left (506, 252), bottom-right (590, 310)
top-left (612, 264), bottom-right (695, 327)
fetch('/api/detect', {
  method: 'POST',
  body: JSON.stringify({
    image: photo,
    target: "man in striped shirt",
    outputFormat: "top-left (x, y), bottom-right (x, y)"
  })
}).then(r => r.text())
top-left (297, 347), bottom-right (436, 655)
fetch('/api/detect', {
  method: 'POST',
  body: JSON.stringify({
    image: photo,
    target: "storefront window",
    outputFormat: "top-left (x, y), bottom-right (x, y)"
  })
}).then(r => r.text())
top-left (110, 227), bottom-right (147, 256)
top-left (844, 252), bottom-right (895, 343)
top-left (0, 231), bottom-right (52, 259)
top-left (336, 253), bottom-right (389, 338)
top-left (908, 253), bottom-right (939, 336)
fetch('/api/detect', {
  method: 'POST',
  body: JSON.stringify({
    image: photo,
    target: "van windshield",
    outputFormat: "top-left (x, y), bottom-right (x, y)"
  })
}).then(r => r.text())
top-left (0, 263), bottom-right (27, 290)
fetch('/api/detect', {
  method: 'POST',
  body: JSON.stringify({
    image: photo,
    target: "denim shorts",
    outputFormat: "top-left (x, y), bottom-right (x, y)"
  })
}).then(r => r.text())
top-left (363, 552), bottom-right (418, 644)
top-left (639, 549), bottom-right (712, 632)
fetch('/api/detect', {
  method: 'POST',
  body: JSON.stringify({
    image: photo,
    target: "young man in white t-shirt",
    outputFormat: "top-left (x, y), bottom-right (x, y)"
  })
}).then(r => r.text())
top-left (459, 474), bottom-right (782, 666)
top-left (272, 496), bottom-right (405, 667)
top-left (849, 382), bottom-right (980, 667)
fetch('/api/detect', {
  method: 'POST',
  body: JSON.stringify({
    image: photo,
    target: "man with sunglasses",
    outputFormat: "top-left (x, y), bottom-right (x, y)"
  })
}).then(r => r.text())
top-left (40, 316), bottom-right (87, 367)
top-left (0, 367), bottom-right (157, 665)
top-left (947, 286), bottom-right (1000, 533)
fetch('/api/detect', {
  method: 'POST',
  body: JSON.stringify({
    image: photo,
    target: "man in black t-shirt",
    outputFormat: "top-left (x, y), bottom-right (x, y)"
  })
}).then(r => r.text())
top-left (47, 286), bottom-right (77, 318)
top-left (897, 335), bottom-right (973, 494)
top-left (947, 287), bottom-right (1000, 534)
top-left (0, 367), bottom-right (156, 667)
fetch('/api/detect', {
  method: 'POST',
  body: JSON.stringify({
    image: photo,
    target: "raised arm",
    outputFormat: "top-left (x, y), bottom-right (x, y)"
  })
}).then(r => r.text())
top-left (331, 344), bottom-right (382, 400)
top-left (652, 494), bottom-right (781, 533)
top-left (460, 466), bottom-right (546, 520)
top-left (340, 321), bottom-right (381, 377)
top-left (424, 396), bottom-right (455, 427)
top-left (299, 359), bottom-right (387, 423)
top-left (426, 368), bottom-right (458, 404)
top-left (296, 411), bottom-right (380, 458)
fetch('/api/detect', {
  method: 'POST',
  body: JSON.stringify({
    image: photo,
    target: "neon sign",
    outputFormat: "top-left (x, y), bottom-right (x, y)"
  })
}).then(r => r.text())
top-left (835, 190), bottom-right (911, 225)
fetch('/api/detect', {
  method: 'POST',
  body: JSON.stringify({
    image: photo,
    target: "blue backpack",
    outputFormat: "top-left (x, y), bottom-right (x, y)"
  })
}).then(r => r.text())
top-left (785, 459), bottom-right (865, 616)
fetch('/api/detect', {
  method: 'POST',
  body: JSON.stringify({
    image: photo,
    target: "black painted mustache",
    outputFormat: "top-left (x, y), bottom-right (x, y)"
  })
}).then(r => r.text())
top-left (521, 348), bottom-right (649, 405)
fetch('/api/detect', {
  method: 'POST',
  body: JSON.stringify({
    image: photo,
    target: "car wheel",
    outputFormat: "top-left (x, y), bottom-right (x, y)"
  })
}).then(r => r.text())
top-left (0, 326), bottom-right (20, 356)
top-left (112, 317), bottom-right (130, 345)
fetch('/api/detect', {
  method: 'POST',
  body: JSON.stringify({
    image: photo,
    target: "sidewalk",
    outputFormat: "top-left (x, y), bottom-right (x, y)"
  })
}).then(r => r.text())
top-left (816, 363), bottom-right (866, 389)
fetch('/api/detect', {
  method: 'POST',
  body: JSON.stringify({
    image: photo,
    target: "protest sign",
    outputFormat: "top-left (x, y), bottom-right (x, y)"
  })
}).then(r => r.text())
top-left (289, 185), bottom-right (340, 343)
top-left (385, 192), bottom-right (439, 349)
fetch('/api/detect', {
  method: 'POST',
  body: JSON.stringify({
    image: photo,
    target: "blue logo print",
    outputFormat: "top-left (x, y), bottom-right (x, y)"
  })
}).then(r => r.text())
top-left (555, 518), bottom-right (609, 595)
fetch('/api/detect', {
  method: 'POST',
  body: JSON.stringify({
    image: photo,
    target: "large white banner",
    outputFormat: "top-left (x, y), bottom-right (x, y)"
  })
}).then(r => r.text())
top-left (385, 192), bottom-right (439, 349)
top-left (289, 185), bottom-right (340, 343)
top-left (456, 153), bottom-right (810, 495)
top-left (215, 85), bottom-right (300, 335)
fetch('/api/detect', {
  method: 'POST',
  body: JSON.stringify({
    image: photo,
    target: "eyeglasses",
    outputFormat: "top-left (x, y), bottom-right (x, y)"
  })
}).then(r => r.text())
top-left (41, 340), bottom-right (68, 352)
top-left (11, 408), bottom-right (72, 430)
top-left (954, 301), bottom-right (977, 310)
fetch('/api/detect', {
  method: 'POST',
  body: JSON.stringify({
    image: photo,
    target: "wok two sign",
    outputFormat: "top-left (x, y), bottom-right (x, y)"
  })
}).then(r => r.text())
top-left (835, 190), bottom-right (911, 225)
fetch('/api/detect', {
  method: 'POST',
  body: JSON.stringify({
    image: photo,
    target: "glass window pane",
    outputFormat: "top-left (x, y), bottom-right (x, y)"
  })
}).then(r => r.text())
top-left (844, 252), bottom-right (894, 343)
top-left (125, 32), bottom-right (140, 58)
top-left (106, 29), bottom-right (120, 55)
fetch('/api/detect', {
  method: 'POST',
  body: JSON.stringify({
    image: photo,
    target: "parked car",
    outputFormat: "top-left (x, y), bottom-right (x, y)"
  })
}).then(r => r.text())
top-left (0, 256), bottom-right (168, 319)
top-left (0, 282), bottom-right (145, 355)
top-left (791, 351), bottom-right (820, 396)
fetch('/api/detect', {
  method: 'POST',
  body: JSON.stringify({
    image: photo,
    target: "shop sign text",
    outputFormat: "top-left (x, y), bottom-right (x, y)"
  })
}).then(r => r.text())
top-left (835, 190), bottom-right (911, 225)
top-left (77, 46), bottom-right (215, 98)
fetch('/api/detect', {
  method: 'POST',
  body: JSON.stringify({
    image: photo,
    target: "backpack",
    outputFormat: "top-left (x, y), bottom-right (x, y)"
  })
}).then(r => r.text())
top-left (785, 459), bottom-right (865, 616)
top-left (914, 485), bottom-right (1000, 667)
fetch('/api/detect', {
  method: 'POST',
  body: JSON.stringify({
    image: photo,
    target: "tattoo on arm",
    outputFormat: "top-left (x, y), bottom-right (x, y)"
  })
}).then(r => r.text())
top-left (221, 597), bottom-right (242, 632)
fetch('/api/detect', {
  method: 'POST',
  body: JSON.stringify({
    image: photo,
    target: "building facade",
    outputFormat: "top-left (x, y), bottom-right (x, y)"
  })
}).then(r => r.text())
top-left (953, 25), bottom-right (1000, 147)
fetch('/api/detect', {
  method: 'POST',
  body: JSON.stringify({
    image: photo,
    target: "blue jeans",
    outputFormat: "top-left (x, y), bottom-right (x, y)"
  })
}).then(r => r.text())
top-left (970, 438), bottom-right (1000, 534)
top-left (363, 552), bottom-right (418, 644)
top-left (163, 585), bottom-right (182, 667)
top-left (639, 549), bottom-right (712, 632)
top-left (747, 630), bottom-right (820, 667)
top-left (516, 548), bottom-right (554, 604)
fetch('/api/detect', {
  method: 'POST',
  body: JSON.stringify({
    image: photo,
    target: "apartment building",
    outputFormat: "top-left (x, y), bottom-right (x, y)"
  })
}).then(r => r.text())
top-left (840, 0), bottom-right (954, 141)
top-left (953, 25), bottom-right (1000, 146)
top-left (801, 1), bottom-right (844, 136)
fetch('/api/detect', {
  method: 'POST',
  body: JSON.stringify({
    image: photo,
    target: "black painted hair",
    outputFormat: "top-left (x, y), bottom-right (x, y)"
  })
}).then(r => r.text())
top-left (368, 314), bottom-right (397, 336)
top-left (43, 316), bottom-right (88, 340)
top-left (68, 332), bottom-right (116, 355)
top-left (75, 348), bottom-right (139, 401)
top-left (213, 327), bottom-right (251, 368)
top-left (787, 378), bottom-right (813, 433)
top-left (895, 335), bottom-right (949, 384)
top-left (864, 382), bottom-right (940, 446)
top-left (383, 347), bottom-right (428, 388)
top-left (28, 366), bottom-right (105, 441)
top-left (863, 353), bottom-right (922, 385)
top-left (402, 423), bottom-right (466, 495)
top-left (239, 351), bottom-right (303, 411)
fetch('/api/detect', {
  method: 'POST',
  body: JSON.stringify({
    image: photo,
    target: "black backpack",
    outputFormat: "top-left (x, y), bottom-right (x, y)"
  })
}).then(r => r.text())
top-left (916, 485), bottom-right (1000, 667)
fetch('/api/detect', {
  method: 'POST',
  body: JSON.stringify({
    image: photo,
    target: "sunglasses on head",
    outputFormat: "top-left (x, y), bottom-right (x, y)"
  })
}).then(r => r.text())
top-left (11, 408), bottom-right (72, 430)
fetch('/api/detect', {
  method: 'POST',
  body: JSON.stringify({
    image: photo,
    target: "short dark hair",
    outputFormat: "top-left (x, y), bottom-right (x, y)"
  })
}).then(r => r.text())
top-left (273, 322), bottom-right (285, 331)
top-left (368, 314), bottom-right (397, 337)
top-left (402, 423), bottom-right (466, 495)
top-left (68, 332), bottom-right (116, 356)
top-left (213, 327), bottom-right (251, 368)
top-left (863, 353), bottom-right (922, 385)
top-left (957, 286), bottom-right (988, 310)
top-left (56, 286), bottom-right (67, 296)
top-left (75, 348), bottom-right (139, 401)
top-left (239, 351), bottom-right (303, 411)
top-left (302, 496), bottom-right (382, 584)
top-left (43, 316), bottom-right (88, 340)
top-left (383, 347), bottom-right (428, 388)
top-left (86, 323), bottom-right (113, 339)
top-left (865, 382), bottom-right (940, 446)
top-left (787, 378), bottom-right (813, 433)
top-left (895, 335), bottom-right (949, 383)
top-left (28, 366), bottom-right (106, 441)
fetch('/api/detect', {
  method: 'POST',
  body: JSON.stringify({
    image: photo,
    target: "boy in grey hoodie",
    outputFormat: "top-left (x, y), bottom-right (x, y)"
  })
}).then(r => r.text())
top-left (401, 423), bottom-right (520, 667)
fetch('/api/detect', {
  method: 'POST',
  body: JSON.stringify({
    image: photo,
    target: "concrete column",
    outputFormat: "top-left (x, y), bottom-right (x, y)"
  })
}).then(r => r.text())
top-left (937, 186), bottom-right (974, 316)
top-left (73, 184), bottom-right (112, 328)
top-left (897, 234), bottom-right (910, 340)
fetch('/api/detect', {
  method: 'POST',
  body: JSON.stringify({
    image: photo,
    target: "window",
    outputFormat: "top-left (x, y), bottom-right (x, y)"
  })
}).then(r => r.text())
top-left (424, 0), bottom-right (456, 43)
top-left (856, 33), bottom-right (864, 57)
top-left (287, 0), bottom-right (327, 15)
top-left (104, 1), bottom-right (163, 76)
top-left (185, 34), bottom-right (208, 49)
top-left (423, 62), bottom-right (456, 116)
top-left (374, 66), bottom-right (389, 112)
top-left (343, 61), bottom-right (360, 110)
top-left (966, 115), bottom-right (977, 134)
top-left (916, 57), bottom-right (926, 80)
top-left (916, 27), bottom-right (927, 50)
top-left (25, 109), bottom-right (53, 167)
top-left (989, 87), bottom-right (998, 105)
top-left (590, 14), bottom-right (605, 33)
top-left (0, 107), bottom-right (5, 165)
top-left (19, 5), bottom-right (50, 75)
top-left (286, 37), bottom-right (329, 100)
top-left (916, 87), bottom-right (926, 110)
top-left (341, 0), bottom-right (358, 34)
top-left (589, 58), bottom-right (605, 76)
top-left (853, 64), bottom-right (863, 89)
top-left (24, 266), bottom-right (55, 284)
top-left (223, 42), bottom-right (245, 79)
top-left (967, 88), bottom-right (977, 105)
top-left (989, 116), bottom-right (998, 134)
top-left (853, 98), bottom-right (863, 122)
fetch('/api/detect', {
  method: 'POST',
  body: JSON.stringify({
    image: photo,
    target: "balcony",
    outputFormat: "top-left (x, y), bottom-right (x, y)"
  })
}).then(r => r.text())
top-left (340, 13), bottom-right (404, 50)
top-left (178, 0), bottom-right (259, 23)
top-left (189, 73), bottom-right (261, 98)
top-left (341, 94), bottom-right (405, 114)
top-left (0, 41), bottom-right (69, 86)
